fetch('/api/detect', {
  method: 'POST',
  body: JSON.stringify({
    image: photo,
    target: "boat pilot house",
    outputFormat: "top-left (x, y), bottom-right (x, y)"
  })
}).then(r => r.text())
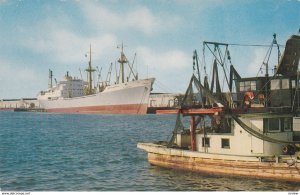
top-left (236, 76), bottom-right (296, 108)
top-left (138, 34), bottom-right (300, 183)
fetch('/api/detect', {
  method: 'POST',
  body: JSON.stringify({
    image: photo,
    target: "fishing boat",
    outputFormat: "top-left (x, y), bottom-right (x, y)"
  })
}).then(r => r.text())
top-left (138, 34), bottom-right (300, 182)
top-left (37, 45), bottom-right (155, 114)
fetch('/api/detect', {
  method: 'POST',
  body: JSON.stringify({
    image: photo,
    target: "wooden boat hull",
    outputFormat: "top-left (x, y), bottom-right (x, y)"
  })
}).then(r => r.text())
top-left (138, 143), bottom-right (300, 183)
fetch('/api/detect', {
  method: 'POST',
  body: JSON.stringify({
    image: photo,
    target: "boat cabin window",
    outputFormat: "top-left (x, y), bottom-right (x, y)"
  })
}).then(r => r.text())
top-left (221, 138), bottom-right (230, 149)
top-left (263, 117), bottom-right (292, 132)
top-left (271, 80), bottom-right (280, 90)
top-left (271, 79), bottom-right (290, 90)
top-left (202, 137), bottom-right (210, 147)
top-left (269, 118), bottom-right (280, 132)
top-left (282, 118), bottom-right (292, 131)
top-left (239, 81), bottom-right (256, 92)
top-left (291, 79), bottom-right (300, 89)
top-left (281, 79), bottom-right (289, 89)
top-left (292, 80), bottom-right (296, 88)
top-left (264, 118), bottom-right (280, 132)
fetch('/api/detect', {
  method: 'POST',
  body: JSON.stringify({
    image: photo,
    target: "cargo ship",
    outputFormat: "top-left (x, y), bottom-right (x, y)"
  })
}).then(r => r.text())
top-left (138, 34), bottom-right (300, 182)
top-left (37, 45), bottom-right (155, 114)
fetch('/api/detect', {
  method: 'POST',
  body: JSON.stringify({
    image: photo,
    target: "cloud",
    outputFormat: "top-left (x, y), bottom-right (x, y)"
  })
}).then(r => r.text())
top-left (173, 0), bottom-right (236, 10)
top-left (126, 7), bottom-right (160, 35)
top-left (246, 47), bottom-right (278, 77)
top-left (135, 46), bottom-right (192, 93)
top-left (77, 1), bottom-right (182, 35)
top-left (0, 59), bottom-right (43, 98)
top-left (0, 0), bottom-right (7, 5)
top-left (137, 46), bottom-right (190, 70)
top-left (245, 48), bottom-right (264, 76)
top-left (20, 20), bottom-right (118, 65)
top-left (0, 1), bottom-right (187, 97)
top-left (16, 18), bottom-right (191, 93)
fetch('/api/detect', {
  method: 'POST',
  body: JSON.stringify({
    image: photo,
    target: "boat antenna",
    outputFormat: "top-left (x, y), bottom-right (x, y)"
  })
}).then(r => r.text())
top-left (85, 44), bottom-right (96, 95)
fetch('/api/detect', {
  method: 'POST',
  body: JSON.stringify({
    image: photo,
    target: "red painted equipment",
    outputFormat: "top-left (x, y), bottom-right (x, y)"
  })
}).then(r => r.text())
top-left (156, 107), bottom-right (224, 115)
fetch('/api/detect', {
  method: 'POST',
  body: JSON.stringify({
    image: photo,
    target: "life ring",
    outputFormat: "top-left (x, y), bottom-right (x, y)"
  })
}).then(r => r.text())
top-left (244, 91), bottom-right (254, 100)
top-left (243, 91), bottom-right (254, 107)
top-left (283, 144), bottom-right (296, 155)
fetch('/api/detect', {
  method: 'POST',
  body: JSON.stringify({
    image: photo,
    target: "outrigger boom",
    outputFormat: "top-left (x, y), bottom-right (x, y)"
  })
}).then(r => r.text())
top-left (138, 34), bottom-right (300, 183)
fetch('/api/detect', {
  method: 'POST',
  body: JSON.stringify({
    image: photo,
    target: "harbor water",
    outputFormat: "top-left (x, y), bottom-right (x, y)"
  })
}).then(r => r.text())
top-left (0, 112), bottom-right (299, 191)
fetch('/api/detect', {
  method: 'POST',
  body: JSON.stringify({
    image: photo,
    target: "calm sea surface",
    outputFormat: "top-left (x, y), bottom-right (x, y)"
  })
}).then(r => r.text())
top-left (0, 112), bottom-right (299, 191)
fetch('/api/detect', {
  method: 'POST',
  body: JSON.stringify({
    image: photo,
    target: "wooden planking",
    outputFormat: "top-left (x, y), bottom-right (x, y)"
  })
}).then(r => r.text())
top-left (147, 152), bottom-right (300, 183)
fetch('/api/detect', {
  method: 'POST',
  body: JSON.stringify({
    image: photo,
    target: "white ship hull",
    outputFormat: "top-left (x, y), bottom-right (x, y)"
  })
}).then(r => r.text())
top-left (37, 78), bottom-right (154, 114)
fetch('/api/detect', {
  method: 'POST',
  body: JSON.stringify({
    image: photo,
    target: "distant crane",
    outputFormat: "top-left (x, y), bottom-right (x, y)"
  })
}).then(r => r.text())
top-left (96, 66), bottom-right (102, 82)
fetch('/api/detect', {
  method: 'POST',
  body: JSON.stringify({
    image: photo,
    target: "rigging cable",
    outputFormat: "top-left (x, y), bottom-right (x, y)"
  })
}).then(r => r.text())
top-left (154, 79), bottom-right (175, 93)
top-left (227, 43), bottom-right (284, 47)
top-left (255, 42), bottom-right (274, 77)
top-left (232, 115), bottom-right (300, 144)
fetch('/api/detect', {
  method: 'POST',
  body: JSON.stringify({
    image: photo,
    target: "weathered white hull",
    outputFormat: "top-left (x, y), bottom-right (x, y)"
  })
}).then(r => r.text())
top-left (138, 143), bottom-right (300, 183)
top-left (38, 78), bottom-right (154, 114)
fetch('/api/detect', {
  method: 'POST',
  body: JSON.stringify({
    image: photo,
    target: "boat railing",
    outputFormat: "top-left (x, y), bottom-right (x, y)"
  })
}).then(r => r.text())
top-left (260, 154), bottom-right (300, 164)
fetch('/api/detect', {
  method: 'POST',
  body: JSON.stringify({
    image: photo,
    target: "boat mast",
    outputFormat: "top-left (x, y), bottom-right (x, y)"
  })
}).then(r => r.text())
top-left (48, 69), bottom-right (53, 89)
top-left (264, 34), bottom-right (279, 107)
top-left (85, 44), bottom-right (96, 95)
top-left (117, 43), bottom-right (128, 84)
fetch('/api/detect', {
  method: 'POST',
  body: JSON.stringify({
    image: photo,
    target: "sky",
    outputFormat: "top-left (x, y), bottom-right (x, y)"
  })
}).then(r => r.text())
top-left (0, 0), bottom-right (299, 99)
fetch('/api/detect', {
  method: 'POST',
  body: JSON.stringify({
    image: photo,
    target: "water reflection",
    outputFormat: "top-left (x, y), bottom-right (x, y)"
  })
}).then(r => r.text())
top-left (147, 165), bottom-right (300, 191)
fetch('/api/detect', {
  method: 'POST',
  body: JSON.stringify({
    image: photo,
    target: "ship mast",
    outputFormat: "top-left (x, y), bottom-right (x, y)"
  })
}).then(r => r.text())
top-left (48, 69), bottom-right (53, 89)
top-left (117, 43), bottom-right (128, 84)
top-left (85, 44), bottom-right (96, 95)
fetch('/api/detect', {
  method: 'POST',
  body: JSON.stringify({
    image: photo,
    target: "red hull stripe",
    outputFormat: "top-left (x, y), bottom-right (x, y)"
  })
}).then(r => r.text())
top-left (0, 108), bottom-right (14, 111)
top-left (46, 104), bottom-right (148, 114)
